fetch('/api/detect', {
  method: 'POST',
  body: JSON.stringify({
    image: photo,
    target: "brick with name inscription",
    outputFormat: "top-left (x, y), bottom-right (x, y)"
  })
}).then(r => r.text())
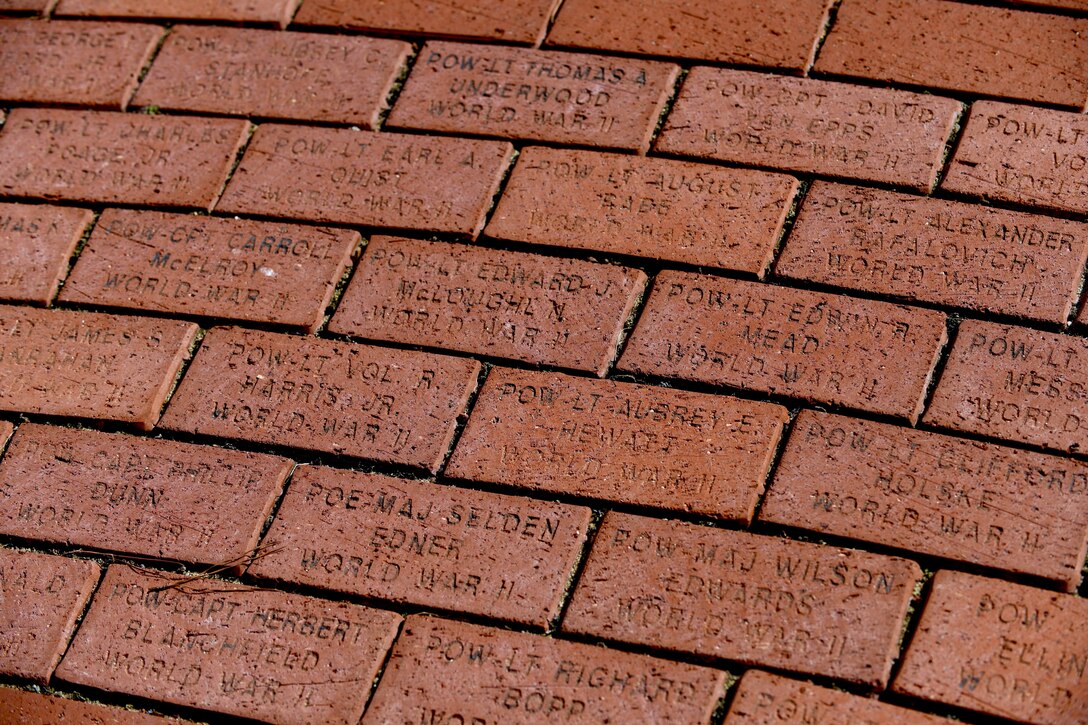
top-left (545, 0), bottom-right (832, 71)
top-left (55, 564), bottom-right (401, 725)
top-left (0, 202), bottom-right (92, 305)
top-left (363, 614), bottom-right (727, 725)
top-left (160, 326), bottom-right (480, 471)
top-left (655, 67), bottom-right (961, 192)
top-left (294, 0), bottom-right (560, 44)
top-left (762, 410), bottom-right (1088, 592)
top-left (217, 126), bottom-right (511, 237)
top-left (724, 670), bottom-right (955, 725)
top-left (777, 182), bottom-right (1088, 323)
top-left (485, 146), bottom-right (798, 274)
top-left (0, 305), bottom-right (198, 430)
top-left (0, 109), bottom-right (249, 210)
top-left (562, 512), bottom-right (921, 687)
top-left (0, 688), bottom-right (188, 724)
top-left (0, 19), bottom-right (161, 109)
top-left (447, 367), bottom-right (788, 520)
top-left (60, 209), bottom-right (359, 332)
top-left (617, 271), bottom-right (947, 421)
top-left (943, 101), bottom-right (1088, 216)
top-left (892, 570), bottom-right (1088, 724)
top-left (924, 319), bottom-right (1088, 453)
top-left (250, 466), bottom-right (590, 627)
top-left (0, 423), bottom-right (293, 571)
top-left (0, 547), bottom-right (99, 682)
top-left (815, 0), bottom-right (1088, 110)
top-left (135, 26), bottom-right (411, 127)
top-left (387, 42), bottom-right (678, 153)
top-left (54, 0), bottom-right (300, 26)
top-left (329, 236), bottom-right (647, 376)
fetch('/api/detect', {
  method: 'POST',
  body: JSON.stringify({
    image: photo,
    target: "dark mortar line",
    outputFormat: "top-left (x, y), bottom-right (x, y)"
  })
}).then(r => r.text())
top-left (358, 616), bottom-right (404, 720)
top-left (548, 508), bottom-right (602, 633)
top-left (745, 406), bottom-right (801, 526)
top-left (433, 361), bottom-right (491, 476)
top-left (374, 41), bottom-right (419, 131)
top-left (645, 66), bottom-right (688, 151)
top-left (916, 314), bottom-right (959, 420)
top-left (931, 99), bottom-right (969, 192)
top-left (765, 178), bottom-right (810, 275)
top-left (476, 145), bottom-right (521, 235)
top-left (944, 0), bottom-right (1088, 19)
top-left (315, 234), bottom-right (368, 335)
top-left (52, 557), bottom-right (108, 668)
top-left (0, 677), bottom-right (218, 724)
top-left (50, 209), bottom-right (99, 303)
top-left (131, 22), bottom-right (173, 92)
top-left (602, 271), bottom-right (651, 377)
top-left (806, 0), bottom-right (843, 76)
top-left (247, 459), bottom-right (300, 571)
top-left (211, 120), bottom-right (257, 208)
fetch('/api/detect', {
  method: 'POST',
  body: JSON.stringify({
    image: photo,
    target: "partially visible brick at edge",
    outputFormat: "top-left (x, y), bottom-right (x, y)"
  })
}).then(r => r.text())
top-left (54, 0), bottom-right (301, 26)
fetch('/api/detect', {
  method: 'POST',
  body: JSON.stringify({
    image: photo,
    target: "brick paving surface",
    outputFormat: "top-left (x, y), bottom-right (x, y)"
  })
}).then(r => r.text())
top-left (0, 1), bottom-right (1086, 723)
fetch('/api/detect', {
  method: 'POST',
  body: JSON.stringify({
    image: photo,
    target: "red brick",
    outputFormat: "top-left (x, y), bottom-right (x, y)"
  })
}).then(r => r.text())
top-left (0, 547), bottom-right (99, 682)
top-left (387, 42), bottom-right (678, 152)
top-left (0, 19), bottom-right (161, 109)
top-left (328, 236), bottom-right (646, 376)
top-left (0, 688), bottom-right (186, 724)
top-left (363, 614), bottom-right (727, 725)
top-left (55, 564), bottom-right (401, 725)
top-left (1008, 0), bottom-right (1088, 8)
top-left (0, 109), bottom-right (249, 210)
top-left (217, 126), bottom-right (512, 237)
top-left (447, 367), bottom-right (788, 520)
top-left (135, 26), bottom-right (411, 127)
top-left (943, 101), bottom-right (1088, 216)
top-left (294, 0), bottom-right (560, 45)
top-left (0, 420), bottom-right (10, 448)
top-left (0, 305), bottom-right (198, 430)
top-left (60, 209), bottom-right (359, 332)
top-left (618, 272), bottom-right (947, 422)
top-left (762, 410), bottom-right (1088, 592)
top-left (724, 670), bottom-right (954, 725)
top-left (0, 0), bottom-right (53, 12)
top-left (655, 68), bottom-right (961, 192)
top-left (777, 181), bottom-right (1088, 323)
top-left (159, 326), bottom-right (480, 471)
top-left (924, 319), bottom-right (1088, 453)
top-left (485, 146), bottom-right (798, 274)
top-left (815, 0), bottom-right (1088, 111)
top-left (545, 0), bottom-right (833, 71)
top-left (55, 0), bottom-right (300, 26)
top-left (0, 202), bottom-right (92, 305)
top-left (250, 466), bottom-right (590, 626)
top-left (892, 570), bottom-right (1088, 724)
top-left (562, 512), bottom-right (921, 687)
top-left (0, 423), bottom-right (292, 571)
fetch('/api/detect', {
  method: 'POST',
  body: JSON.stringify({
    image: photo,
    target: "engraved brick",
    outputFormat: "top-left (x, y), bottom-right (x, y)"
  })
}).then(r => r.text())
top-left (0, 688), bottom-right (186, 724)
top-left (0, 19), bottom-right (161, 109)
top-left (56, 564), bottom-right (401, 725)
top-left (0, 547), bottom-right (99, 682)
top-left (447, 367), bottom-right (788, 520)
top-left (0, 423), bottom-right (292, 571)
top-left (618, 272), bottom-right (947, 421)
top-left (217, 126), bottom-right (511, 237)
top-left (54, 0), bottom-right (300, 26)
top-left (943, 101), bottom-right (1088, 216)
top-left (655, 68), bottom-right (961, 192)
top-left (777, 182), bottom-right (1088, 323)
top-left (387, 42), bottom-right (678, 153)
top-left (135, 26), bottom-right (411, 127)
top-left (60, 209), bottom-right (359, 332)
top-left (562, 512), bottom-right (921, 687)
top-left (294, 0), bottom-right (560, 44)
top-left (815, 0), bottom-right (1088, 111)
top-left (0, 109), bottom-right (249, 210)
top-left (159, 326), bottom-right (480, 471)
top-left (545, 0), bottom-right (833, 71)
top-left (250, 466), bottom-right (591, 626)
top-left (892, 570), bottom-right (1088, 724)
top-left (724, 670), bottom-right (954, 725)
top-left (0, 305), bottom-right (198, 430)
top-left (762, 410), bottom-right (1088, 592)
top-left (486, 146), bottom-right (798, 274)
top-left (329, 236), bottom-right (646, 376)
top-left (0, 202), bottom-right (92, 305)
top-left (363, 615), bottom-right (727, 725)
top-left (924, 319), bottom-right (1088, 453)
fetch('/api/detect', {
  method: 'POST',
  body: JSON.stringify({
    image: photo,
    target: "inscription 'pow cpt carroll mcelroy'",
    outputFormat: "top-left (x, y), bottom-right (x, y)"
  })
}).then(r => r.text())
top-left (250, 466), bottom-right (591, 627)
top-left (562, 512), bottom-right (921, 687)
top-left (55, 565), bottom-right (402, 725)
top-left (447, 367), bottom-right (788, 521)
top-left (159, 326), bottom-right (480, 472)
top-left (618, 271), bottom-right (947, 422)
